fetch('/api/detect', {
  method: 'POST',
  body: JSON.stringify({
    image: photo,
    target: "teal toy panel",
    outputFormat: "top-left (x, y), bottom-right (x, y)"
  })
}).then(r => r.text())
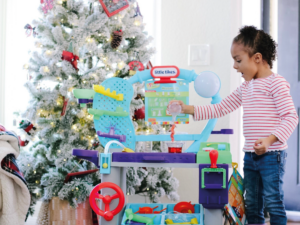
top-left (93, 78), bottom-right (136, 150)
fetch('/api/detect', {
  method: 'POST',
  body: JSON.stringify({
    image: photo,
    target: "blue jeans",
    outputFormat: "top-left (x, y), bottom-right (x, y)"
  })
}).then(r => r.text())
top-left (243, 150), bottom-right (287, 225)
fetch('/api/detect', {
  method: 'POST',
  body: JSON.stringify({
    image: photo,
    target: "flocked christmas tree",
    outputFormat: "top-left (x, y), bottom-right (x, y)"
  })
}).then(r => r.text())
top-left (17, 0), bottom-right (179, 217)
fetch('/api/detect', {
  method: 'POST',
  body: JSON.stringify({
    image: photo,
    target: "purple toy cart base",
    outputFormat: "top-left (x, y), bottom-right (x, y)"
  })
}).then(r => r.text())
top-left (112, 152), bottom-right (195, 163)
top-left (199, 164), bottom-right (228, 209)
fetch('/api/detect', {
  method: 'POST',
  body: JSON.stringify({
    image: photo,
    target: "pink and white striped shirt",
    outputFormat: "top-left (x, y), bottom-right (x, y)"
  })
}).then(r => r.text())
top-left (194, 74), bottom-right (299, 152)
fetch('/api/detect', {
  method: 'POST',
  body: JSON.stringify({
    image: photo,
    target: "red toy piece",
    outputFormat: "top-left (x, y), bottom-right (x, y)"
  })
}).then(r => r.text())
top-left (173, 201), bottom-right (195, 213)
top-left (89, 182), bottom-right (125, 221)
top-left (134, 206), bottom-right (167, 214)
top-left (209, 150), bottom-right (218, 168)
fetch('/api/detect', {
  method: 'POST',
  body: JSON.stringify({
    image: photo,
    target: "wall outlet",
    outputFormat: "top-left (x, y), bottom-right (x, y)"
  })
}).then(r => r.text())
top-left (188, 44), bottom-right (210, 66)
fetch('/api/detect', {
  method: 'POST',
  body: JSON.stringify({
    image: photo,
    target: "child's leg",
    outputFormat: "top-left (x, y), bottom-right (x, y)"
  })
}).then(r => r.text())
top-left (243, 152), bottom-right (265, 224)
top-left (259, 150), bottom-right (287, 225)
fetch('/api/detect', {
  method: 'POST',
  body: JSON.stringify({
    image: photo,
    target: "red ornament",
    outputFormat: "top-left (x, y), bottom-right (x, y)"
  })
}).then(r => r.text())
top-left (134, 106), bottom-right (145, 120)
top-left (18, 136), bottom-right (29, 147)
top-left (62, 51), bottom-right (79, 70)
top-left (128, 61), bottom-right (144, 71)
top-left (61, 97), bottom-right (69, 116)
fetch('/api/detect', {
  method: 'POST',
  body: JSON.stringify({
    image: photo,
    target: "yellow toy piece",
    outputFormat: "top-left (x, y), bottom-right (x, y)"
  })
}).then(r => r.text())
top-left (165, 218), bottom-right (198, 224)
top-left (122, 147), bottom-right (135, 153)
top-left (102, 163), bottom-right (108, 169)
top-left (93, 85), bottom-right (123, 101)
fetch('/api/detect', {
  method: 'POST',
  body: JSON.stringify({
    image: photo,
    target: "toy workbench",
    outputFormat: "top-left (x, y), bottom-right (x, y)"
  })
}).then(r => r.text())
top-left (73, 66), bottom-right (234, 225)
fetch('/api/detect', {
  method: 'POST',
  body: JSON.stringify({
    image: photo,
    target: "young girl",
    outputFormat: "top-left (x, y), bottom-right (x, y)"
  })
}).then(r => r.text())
top-left (169, 26), bottom-right (299, 225)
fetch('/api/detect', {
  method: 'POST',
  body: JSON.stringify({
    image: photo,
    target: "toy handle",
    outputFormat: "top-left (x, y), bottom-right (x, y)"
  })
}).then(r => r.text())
top-left (89, 182), bottom-right (125, 221)
top-left (209, 150), bottom-right (218, 168)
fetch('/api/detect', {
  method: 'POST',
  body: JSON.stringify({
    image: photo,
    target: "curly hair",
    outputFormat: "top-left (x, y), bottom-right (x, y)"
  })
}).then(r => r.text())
top-left (233, 26), bottom-right (277, 68)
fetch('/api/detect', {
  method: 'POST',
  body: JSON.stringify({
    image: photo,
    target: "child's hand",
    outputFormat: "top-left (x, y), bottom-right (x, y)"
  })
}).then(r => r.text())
top-left (253, 138), bottom-right (271, 155)
top-left (253, 135), bottom-right (278, 155)
top-left (167, 100), bottom-right (194, 115)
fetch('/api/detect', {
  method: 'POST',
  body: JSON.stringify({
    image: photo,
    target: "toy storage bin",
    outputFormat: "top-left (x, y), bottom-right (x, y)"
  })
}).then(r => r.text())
top-left (121, 214), bottom-right (162, 225)
top-left (124, 203), bottom-right (166, 214)
top-left (164, 213), bottom-right (203, 225)
top-left (166, 203), bottom-right (203, 214)
top-left (120, 203), bottom-right (204, 225)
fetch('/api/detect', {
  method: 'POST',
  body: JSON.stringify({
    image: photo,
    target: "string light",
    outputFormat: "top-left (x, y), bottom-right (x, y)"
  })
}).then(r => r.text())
top-left (68, 75), bottom-right (72, 80)
top-left (147, 188), bottom-right (149, 191)
top-left (57, 0), bottom-right (63, 4)
top-left (79, 58), bottom-right (84, 63)
top-left (76, 187), bottom-right (78, 191)
top-left (127, 193), bottom-right (130, 195)
top-left (43, 66), bottom-right (50, 73)
top-left (34, 171), bottom-right (36, 174)
top-left (134, 20), bottom-right (141, 26)
top-left (63, 159), bottom-right (66, 162)
top-left (28, 164), bottom-right (30, 167)
top-left (40, 44), bottom-right (43, 48)
top-left (117, 61), bottom-right (125, 70)
top-left (72, 125), bottom-right (77, 130)
top-left (23, 64), bottom-right (29, 69)
top-left (106, 67), bottom-right (109, 71)
top-left (106, 38), bottom-right (109, 41)
top-left (58, 150), bottom-right (61, 153)
top-left (61, 19), bottom-right (64, 22)
top-left (46, 50), bottom-right (52, 55)
top-left (132, 36), bottom-right (135, 39)
top-left (35, 180), bottom-right (39, 184)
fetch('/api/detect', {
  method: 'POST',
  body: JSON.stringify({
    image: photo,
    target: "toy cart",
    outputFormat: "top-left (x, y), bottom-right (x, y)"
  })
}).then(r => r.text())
top-left (73, 66), bottom-right (233, 225)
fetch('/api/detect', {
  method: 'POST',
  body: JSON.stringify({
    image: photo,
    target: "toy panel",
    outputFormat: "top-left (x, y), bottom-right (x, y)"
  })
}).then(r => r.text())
top-left (93, 78), bottom-right (136, 150)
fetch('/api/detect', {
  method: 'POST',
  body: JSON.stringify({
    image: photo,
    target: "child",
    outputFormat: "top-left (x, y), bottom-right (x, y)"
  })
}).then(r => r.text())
top-left (168, 26), bottom-right (299, 225)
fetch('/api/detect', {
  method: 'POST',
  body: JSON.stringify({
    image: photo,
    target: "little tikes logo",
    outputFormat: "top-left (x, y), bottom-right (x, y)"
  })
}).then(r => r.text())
top-left (150, 65), bottom-right (180, 83)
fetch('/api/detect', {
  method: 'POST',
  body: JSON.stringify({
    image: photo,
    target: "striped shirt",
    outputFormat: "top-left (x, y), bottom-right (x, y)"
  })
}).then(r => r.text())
top-left (193, 74), bottom-right (299, 152)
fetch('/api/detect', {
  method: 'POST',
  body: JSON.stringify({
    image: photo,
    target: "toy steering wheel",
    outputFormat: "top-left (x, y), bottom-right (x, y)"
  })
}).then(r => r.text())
top-left (89, 182), bottom-right (125, 221)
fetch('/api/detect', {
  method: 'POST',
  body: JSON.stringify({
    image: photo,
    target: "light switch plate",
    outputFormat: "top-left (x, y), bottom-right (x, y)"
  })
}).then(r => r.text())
top-left (188, 44), bottom-right (210, 66)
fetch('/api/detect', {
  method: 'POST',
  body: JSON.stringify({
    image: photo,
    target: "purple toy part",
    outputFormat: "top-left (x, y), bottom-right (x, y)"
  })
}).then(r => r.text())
top-left (199, 164), bottom-right (228, 209)
top-left (211, 129), bottom-right (233, 134)
top-left (72, 149), bottom-right (99, 168)
top-left (78, 99), bottom-right (93, 104)
top-left (97, 124), bottom-right (126, 142)
top-left (112, 152), bottom-right (196, 163)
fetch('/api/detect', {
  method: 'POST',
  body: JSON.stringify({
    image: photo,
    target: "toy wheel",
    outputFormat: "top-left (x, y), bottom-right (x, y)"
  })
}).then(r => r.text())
top-left (89, 182), bottom-right (125, 221)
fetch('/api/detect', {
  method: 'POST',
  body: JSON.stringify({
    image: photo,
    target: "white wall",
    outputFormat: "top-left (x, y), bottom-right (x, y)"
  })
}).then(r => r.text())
top-left (0, 0), bottom-right (7, 125)
top-left (160, 0), bottom-right (242, 202)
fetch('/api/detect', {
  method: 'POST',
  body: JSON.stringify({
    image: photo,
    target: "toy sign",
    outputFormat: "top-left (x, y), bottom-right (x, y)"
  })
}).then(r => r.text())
top-left (145, 79), bottom-right (189, 125)
top-left (150, 66), bottom-right (180, 83)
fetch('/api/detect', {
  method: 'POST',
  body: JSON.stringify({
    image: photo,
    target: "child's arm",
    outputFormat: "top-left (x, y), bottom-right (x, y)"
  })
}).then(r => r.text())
top-left (269, 76), bottom-right (299, 144)
top-left (193, 87), bottom-right (242, 120)
top-left (168, 86), bottom-right (242, 120)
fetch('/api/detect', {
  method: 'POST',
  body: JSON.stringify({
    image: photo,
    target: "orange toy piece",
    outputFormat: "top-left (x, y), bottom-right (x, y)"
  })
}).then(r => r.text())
top-left (170, 124), bottom-right (176, 142)
top-left (134, 206), bottom-right (167, 214)
top-left (174, 201), bottom-right (195, 214)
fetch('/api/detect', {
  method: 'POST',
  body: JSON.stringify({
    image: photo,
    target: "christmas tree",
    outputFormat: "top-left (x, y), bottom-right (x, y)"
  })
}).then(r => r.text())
top-left (18, 0), bottom-right (179, 217)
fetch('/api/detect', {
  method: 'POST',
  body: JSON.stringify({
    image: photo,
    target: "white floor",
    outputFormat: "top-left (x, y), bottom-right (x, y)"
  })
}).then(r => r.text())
top-left (25, 201), bottom-right (42, 225)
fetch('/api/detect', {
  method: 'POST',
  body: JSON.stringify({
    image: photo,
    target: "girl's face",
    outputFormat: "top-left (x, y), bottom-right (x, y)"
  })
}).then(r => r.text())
top-left (231, 42), bottom-right (258, 81)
